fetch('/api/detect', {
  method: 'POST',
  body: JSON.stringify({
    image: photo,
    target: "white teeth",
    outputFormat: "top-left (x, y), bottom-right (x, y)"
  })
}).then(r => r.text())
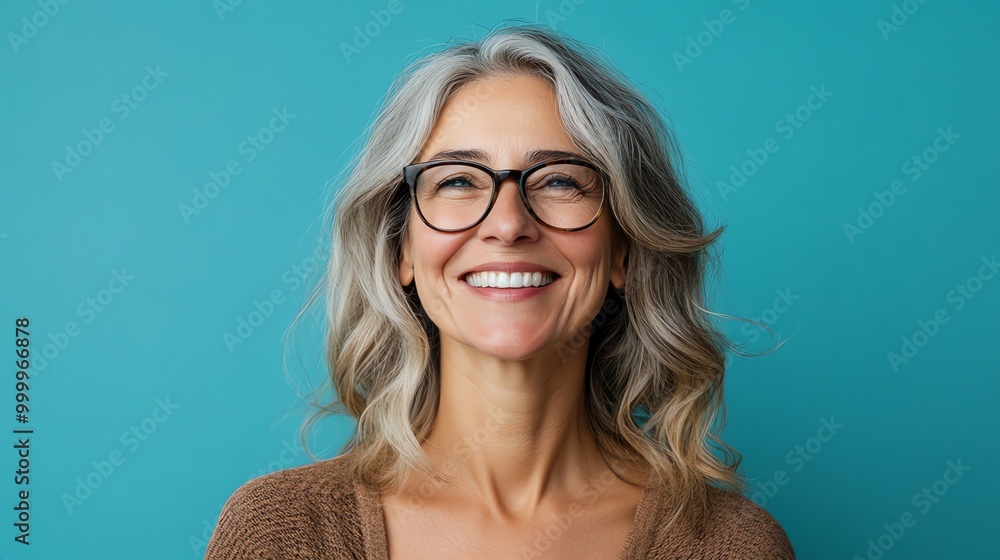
top-left (464, 271), bottom-right (556, 288)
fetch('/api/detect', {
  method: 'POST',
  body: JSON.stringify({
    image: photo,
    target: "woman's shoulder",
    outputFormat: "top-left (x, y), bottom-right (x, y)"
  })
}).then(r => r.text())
top-left (645, 482), bottom-right (796, 559)
top-left (204, 454), bottom-right (367, 559)
top-left (701, 485), bottom-right (795, 554)
top-left (222, 453), bottom-right (358, 501)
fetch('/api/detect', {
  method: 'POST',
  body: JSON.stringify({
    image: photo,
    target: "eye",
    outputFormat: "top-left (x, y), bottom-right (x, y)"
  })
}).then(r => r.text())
top-left (542, 174), bottom-right (583, 189)
top-left (530, 172), bottom-right (587, 191)
top-left (437, 174), bottom-right (477, 189)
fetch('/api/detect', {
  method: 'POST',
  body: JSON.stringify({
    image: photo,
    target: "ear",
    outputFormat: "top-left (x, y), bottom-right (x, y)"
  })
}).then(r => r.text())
top-left (398, 230), bottom-right (414, 286)
top-left (610, 226), bottom-right (629, 290)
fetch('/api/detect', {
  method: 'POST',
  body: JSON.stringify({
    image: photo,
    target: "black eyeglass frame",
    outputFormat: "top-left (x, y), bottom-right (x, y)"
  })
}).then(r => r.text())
top-left (400, 158), bottom-right (608, 233)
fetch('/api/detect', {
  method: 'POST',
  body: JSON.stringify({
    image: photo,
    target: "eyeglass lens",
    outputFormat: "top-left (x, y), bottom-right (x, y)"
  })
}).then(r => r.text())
top-left (413, 163), bottom-right (603, 230)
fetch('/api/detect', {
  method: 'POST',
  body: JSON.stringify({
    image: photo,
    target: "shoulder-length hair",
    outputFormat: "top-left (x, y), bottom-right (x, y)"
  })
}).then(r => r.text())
top-left (298, 20), bottom-right (743, 526)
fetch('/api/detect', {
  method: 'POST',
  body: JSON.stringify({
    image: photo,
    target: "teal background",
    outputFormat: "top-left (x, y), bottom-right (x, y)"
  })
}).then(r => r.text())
top-left (1, 1), bottom-right (997, 558)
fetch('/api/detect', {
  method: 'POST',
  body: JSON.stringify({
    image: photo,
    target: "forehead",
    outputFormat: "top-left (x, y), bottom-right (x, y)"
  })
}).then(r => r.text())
top-left (417, 75), bottom-right (580, 166)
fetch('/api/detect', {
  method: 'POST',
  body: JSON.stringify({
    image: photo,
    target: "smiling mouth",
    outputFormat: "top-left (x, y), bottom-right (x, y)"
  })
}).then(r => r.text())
top-left (463, 271), bottom-right (557, 288)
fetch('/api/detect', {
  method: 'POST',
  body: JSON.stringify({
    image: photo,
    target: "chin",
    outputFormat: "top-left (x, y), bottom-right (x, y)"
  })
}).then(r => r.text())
top-left (464, 332), bottom-right (552, 362)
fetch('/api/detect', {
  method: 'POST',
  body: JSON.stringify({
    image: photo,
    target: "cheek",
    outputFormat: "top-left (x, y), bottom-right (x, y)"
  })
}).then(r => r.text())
top-left (410, 230), bottom-right (464, 276)
top-left (570, 234), bottom-right (614, 272)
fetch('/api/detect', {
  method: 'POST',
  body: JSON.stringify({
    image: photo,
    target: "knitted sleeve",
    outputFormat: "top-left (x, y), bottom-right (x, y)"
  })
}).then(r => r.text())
top-left (204, 475), bottom-right (326, 560)
top-left (645, 487), bottom-right (797, 559)
top-left (721, 503), bottom-right (796, 559)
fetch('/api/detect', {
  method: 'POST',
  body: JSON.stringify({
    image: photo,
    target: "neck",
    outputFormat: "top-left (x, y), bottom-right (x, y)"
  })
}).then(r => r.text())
top-left (417, 334), bottom-right (612, 519)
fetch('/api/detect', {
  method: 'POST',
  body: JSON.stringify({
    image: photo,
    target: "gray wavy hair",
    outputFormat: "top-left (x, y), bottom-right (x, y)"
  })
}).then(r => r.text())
top-left (296, 20), bottom-right (743, 525)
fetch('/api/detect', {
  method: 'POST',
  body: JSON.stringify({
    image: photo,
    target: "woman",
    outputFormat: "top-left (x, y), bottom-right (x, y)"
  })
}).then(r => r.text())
top-left (206, 22), bottom-right (795, 559)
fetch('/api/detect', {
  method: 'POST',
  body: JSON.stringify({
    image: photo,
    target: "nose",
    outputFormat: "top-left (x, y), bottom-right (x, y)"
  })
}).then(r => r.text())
top-left (476, 177), bottom-right (538, 243)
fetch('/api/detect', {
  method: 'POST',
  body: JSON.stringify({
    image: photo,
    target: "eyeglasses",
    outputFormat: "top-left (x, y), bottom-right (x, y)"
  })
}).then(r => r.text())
top-left (400, 159), bottom-right (607, 232)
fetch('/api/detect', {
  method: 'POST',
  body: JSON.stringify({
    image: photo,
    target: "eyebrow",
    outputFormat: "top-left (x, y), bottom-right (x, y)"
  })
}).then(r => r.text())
top-left (424, 148), bottom-right (589, 166)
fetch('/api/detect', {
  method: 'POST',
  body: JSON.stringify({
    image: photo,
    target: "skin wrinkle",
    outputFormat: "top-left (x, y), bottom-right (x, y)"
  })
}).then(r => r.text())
top-left (206, 26), bottom-right (796, 560)
top-left (394, 74), bottom-right (631, 523)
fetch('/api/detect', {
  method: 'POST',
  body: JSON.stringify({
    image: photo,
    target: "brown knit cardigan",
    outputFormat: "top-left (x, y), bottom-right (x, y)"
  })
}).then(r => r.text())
top-left (205, 454), bottom-right (795, 559)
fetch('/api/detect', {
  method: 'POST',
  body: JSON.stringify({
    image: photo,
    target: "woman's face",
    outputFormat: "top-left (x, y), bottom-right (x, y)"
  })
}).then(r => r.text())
top-left (398, 75), bottom-right (628, 361)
